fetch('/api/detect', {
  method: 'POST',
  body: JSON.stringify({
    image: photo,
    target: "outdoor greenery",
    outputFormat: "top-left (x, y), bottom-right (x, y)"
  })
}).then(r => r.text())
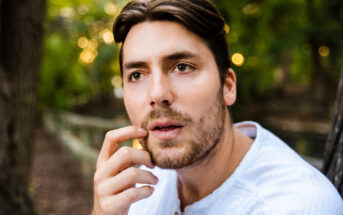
top-left (39, 0), bottom-right (343, 111)
top-left (40, 0), bottom-right (127, 109)
top-left (215, 0), bottom-right (343, 103)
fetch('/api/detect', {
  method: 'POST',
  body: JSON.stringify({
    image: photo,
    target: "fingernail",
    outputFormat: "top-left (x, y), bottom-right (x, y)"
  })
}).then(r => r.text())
top-left (154, 177), bottom-right (159, 184)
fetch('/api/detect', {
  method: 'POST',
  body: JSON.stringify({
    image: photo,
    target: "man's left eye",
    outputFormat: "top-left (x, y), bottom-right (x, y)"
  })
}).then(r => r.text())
top-left (174, 63), bottom-right (193, 73)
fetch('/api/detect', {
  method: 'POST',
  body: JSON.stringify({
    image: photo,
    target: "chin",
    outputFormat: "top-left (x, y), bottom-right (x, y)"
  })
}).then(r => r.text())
top-left (151, 148), bottom-right (186, 169)
top-left (147, 140), bottom-right (203, 169)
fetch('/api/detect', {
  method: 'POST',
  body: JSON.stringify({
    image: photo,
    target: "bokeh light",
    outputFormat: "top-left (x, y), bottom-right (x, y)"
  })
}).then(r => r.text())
top-left (100, 29), bottom-right (114, 44)
top-left (114, 87), bottom-right (123, 98)
top-left (79, 49), bottom-right (97, 64)
top-left (77, 37), bottom-right (88, 49)
top-left (60, 7), bottom-right (75, 18)
top-left (104, 3), bottom-right (117, 15)
top-left (111, 76), bottom-right (122, 88)
top-left (103, 32), bottom-right (114, 44)
top-left (243, 4), bottom-right (260, 15)
top-left (225, 24), bottom-right (230, 34)
top-left (88, 39), bottom-right (98, 49)
top-left (318, 45), bottom-right (330, 57)
top-left (231, 53), bottom-right (244, 66)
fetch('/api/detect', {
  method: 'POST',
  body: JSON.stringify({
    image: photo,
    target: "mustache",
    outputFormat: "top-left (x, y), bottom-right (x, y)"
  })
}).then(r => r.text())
top-left (141, 107), bottom-right (192, 129)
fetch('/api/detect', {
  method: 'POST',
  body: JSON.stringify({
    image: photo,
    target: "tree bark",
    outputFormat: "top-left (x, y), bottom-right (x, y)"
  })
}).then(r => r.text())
top-left (0, 0), bottom-right (46, 214)
top-left (322, 68), bottom-right (343, 197)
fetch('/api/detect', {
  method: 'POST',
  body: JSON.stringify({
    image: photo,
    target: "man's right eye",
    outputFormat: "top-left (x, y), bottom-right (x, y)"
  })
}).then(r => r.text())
top-left (128, 72), bottom-right (141, 82)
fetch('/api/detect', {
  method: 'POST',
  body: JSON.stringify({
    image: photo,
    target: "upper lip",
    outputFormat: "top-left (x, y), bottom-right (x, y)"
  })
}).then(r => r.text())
top-left (148, 120), bottom-right (185, 131)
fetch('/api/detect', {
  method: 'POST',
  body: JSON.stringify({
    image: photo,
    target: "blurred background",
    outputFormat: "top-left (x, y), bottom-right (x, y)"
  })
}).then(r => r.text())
top-left (10, 0), bottom-right (343, 214)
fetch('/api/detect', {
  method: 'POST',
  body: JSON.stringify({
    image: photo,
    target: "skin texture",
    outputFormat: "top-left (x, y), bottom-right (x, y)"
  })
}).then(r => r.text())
top-left (122, 21), bottom-right (227, 169)
top-left (138, 88), bottom-right (226, 169)
top-left (92, 21), bottom-right (253, 214)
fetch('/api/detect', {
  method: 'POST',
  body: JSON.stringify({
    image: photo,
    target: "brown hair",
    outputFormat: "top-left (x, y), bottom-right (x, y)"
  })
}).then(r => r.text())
top-left (113, 0), bottom-right (230, 84)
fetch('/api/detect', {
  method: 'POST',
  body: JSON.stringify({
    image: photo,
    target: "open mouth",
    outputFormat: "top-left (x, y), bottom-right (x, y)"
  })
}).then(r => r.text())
top-left (148, 121), bottom-right (184, 140)
top-left (153, 124), bottom-right (183, 131)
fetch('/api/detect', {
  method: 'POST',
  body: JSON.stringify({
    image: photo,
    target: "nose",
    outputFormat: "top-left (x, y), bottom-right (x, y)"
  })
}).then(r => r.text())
top-left (149, 71), bottom-right (173, 107)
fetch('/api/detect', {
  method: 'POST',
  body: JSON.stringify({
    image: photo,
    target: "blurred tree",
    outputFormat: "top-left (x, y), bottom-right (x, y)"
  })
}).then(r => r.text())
top-left (323, 69), bottom-right (343, 197)
top-left (0, 0), bottom-right (45, 214)
top-left (214, 0), bottom-right (343, 107)
top-left (39, 0), bottom-right (343, 117)
top-left (306, 0), bottom-right (343, 102)
top-left (39, 0), bottom-right (124, 110)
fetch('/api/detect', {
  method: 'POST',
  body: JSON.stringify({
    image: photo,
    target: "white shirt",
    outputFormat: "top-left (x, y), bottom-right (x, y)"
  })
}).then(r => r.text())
top-left (129, 121), bottom-right (343, 215)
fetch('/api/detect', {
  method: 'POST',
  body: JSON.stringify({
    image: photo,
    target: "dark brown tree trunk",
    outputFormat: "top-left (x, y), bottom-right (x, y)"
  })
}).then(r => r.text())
top-left (0, 0), bottom-right (45, 214)
top-left (322, 68), bottom-right (343, 197)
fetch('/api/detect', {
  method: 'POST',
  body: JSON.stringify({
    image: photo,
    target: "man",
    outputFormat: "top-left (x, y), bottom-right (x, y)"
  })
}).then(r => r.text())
top-left (92, 0), bottom-right (343, 214)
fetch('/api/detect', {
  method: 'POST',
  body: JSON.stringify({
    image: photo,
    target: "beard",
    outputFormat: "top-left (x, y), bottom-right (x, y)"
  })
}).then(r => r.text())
top-left (140, 91), bottom-right (226, 169)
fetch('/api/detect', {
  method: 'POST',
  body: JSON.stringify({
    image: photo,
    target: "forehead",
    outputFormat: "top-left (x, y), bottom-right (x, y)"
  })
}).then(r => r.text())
top-left (122, 21), bottom-right (213, 64)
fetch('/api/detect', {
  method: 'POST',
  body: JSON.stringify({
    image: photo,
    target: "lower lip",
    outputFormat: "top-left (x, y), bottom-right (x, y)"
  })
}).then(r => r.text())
top-left (150, 127), bottom-right (183, 141)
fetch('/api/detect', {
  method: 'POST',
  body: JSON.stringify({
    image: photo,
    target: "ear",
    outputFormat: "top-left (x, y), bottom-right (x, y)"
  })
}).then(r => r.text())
top-left (223, 68), bottom-right (237, 106)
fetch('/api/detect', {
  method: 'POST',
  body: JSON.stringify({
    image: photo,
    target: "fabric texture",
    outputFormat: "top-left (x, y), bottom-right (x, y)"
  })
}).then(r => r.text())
top-left (128, 121), bottom-right (343, 215)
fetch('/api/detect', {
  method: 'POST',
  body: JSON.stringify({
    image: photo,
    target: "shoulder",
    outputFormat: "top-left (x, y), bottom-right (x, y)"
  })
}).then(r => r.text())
top-left (259, 174), bottom-right (343, 214)
top-left (236, 122), bottom-right (343, 214)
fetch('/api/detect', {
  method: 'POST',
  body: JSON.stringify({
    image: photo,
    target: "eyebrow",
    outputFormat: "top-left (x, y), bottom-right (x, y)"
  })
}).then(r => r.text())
top-left (122, 61), bottom-right (148, 72)
top-left (162, 51), bottom-right (199, 61)
top-left (122, 51), bottom-right (199, 72)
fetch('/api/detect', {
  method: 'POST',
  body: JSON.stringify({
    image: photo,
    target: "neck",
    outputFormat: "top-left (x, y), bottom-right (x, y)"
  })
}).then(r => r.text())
top-left (176, 114), bottom-right (253, 211)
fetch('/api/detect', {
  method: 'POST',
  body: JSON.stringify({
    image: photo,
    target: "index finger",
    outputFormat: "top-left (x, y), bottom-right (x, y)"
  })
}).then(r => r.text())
top-left (97, 126), bottom-right (147, 169)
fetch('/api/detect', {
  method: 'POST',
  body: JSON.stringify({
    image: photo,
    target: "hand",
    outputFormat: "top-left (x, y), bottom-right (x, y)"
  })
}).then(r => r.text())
top-left (92, 126), bottom-right (158, 215)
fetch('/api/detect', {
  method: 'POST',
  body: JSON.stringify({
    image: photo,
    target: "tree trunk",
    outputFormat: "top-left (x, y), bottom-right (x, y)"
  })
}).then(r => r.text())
top-left (322, 68), bottom-right (343, 197)
top-left (0, 0), bottom-right (46, 214)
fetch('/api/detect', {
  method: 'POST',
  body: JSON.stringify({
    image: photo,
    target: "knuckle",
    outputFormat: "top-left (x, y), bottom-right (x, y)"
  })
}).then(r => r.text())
top-left (119, 146), bottom-right (131, 158)
top-left (127, 188), bottom-right (137, 201)
top-left (100, 198), bottom-right (116, 214)
top-left (93, 185), bottom-right (103, 198)
top-left (96, 183), bottom-right (106, 197)
top-left (104, 131), bottom-right (112, 139)
top-left (93, 171), bottom-right (101, 184)
top-left (95, 161), bottom-right (105, 171)
top-left (126, 167), bottom-right (138, 179)
top-left (99, 200), bottom-right (108, 212)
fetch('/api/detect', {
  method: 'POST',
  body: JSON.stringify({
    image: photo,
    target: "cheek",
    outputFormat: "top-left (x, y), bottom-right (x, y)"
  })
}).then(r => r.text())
top-left (172, 71), bottom-right (220, 110)
top-left (123, 88), bottom-right (147, 125)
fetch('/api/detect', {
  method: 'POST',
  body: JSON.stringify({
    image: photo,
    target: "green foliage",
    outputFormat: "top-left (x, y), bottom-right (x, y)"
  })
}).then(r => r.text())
top-left (215, 0), bottom-right (343, 103)
top-left (40, 0), bottom-right (343, 110)
top-left (40, 0), bottom-right (127, 109)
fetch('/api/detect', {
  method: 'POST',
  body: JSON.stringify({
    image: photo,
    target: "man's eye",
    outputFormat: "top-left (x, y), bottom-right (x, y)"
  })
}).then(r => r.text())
top-left (174, 63), bottom-right (193, 73)
top-left (128, 72), bottom-right (141, 82)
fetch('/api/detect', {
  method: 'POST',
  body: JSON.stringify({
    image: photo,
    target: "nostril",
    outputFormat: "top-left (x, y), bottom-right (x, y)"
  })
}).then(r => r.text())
top-left (162, 99), bottom-right (170, 105)
top-left (150, 99), bottom-right (170, 106)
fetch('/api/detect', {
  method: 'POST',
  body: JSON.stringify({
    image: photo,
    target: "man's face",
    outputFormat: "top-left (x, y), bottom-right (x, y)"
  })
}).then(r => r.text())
top-left (122, 21), bottom-right (227, 169)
